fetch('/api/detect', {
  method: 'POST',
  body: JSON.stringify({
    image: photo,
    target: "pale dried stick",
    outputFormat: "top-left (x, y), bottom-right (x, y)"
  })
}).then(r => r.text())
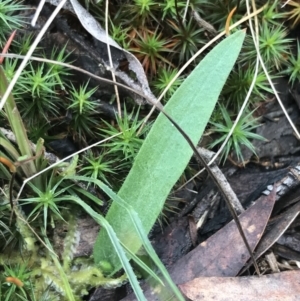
top-left (197, 147), bottom-right (244, 213)
top-left (182, 0), bottom-right (190, 22)
top-left (281, 0), bottom-right (292, 8)
top-left (105, 0), bottom-right (121, 117)
top-left (31, 0), bottom-right (46, 26)
top-left (208, 0), bottom-right (260, 165)
top-left (248, 0), bottom-right (300, 140)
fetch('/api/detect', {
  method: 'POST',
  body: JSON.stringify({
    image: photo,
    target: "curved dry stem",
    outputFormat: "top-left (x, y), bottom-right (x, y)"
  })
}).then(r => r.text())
top-left (183, 0), bottom-right (190, 22)
top-left (209, 0), bottom-right (260, 167)
top-left (0, 53), bottom-right (154, 104)
top-left (176, 3), bottom-right (262, 191)
top-left (179, 0), bottom-right (300, 191)
top-left (248, 1), bottom-right (300, 139)
top-left (31, 0), bottom-right (46, 26)
top-left (281, 0), bottom-right (292, 8)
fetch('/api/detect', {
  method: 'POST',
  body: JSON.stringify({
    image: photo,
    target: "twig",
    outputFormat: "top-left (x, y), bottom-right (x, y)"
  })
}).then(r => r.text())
top-left (31, 0), bottom-right (46, 26)
top-left (281, 0), bottom-right (292, 8)
top-left (191, 10), bottom-right (217, 35)
top-left (248, 0), bottom-right (300, 140)
top-left (197, 147), bottom-right (244, 214)
top-left (182, 0), bottom-right (190, 23)
top-left (105, 0), bottom-right (121, 117)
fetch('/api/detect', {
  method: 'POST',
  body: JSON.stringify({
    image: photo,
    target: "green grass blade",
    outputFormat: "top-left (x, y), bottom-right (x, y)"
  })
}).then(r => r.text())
top-left (67, 176), bottom-right (165, 285)
top-left (85, 176), bottom-right (184, 299)
top-left (94, 30), bottom-right (246, 271)
top-left (120, 243), bottom-right (165, 286)
top-left (70, 186), bottom-right (104, 205)
top-left (126, 208), bottom-right (185, 300)
top-left (43, 233), bottom-right (76, 301)
top-left (0, 136), bottom-right (20, 161)
top-left (62, 190), bottom-right (146, 301)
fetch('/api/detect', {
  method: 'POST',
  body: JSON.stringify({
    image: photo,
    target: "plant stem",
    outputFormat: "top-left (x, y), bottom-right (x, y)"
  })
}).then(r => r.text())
top-left (0, 67), bottom-right (37, 179)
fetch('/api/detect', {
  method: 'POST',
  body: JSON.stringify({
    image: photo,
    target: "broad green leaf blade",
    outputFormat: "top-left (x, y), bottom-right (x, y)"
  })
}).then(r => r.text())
top-left (94, 30), bottom-right (246, 271)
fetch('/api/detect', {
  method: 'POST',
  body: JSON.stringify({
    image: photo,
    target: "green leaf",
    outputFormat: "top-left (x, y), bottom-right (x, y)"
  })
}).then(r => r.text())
top-left (69, 175), bottom-right (184, 300)
top-left (0, 67), bottom-right (36, 178)
top-left (94, 30), bottom-right (246, 272)
top-left (0, 66), bottom-right (44, 189)
top-left (60, 189), bottom-right (147, 301)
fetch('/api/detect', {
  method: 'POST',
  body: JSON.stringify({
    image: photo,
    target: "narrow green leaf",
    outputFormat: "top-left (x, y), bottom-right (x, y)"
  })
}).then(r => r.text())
top-left (67, 176), bottom-right (164, 282)
top-left (120, 243), bottom-right (165, 286)
top-left (94, 31), bottom-right (246, 271)
top-left (0, 67), bottom-right (43, 189)
top-left (69, 175), bottom-right (182, 298)
top-left (43, 233), bottom-right (76, 301)
top-left (61, 189), bottom-right (146, 301)
top-left (0, 137), bottom-right (20, 162)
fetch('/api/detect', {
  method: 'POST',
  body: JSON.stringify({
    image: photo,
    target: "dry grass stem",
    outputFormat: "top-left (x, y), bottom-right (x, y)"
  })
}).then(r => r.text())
top-left (191, 10), bottom-right (217, 35)
top-left (105, 0), bottom-right (121, 117)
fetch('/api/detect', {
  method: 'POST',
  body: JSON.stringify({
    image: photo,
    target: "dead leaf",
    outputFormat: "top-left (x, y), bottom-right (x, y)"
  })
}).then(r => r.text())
top-left (272, 243), bottom-right (300, 262)
top-left (68, 0), bottom-right (156, 104)
top-left (188, 215), bottom-right (198, 247)
top-left (168, 188), bottom-right (276, 284)
top-left (239, 201), bottom-right (300, 274)
top-left (256, 201), bottom-right (300, 256)
top-left (120, 187), bottom-right (276, 301)
top-left (179, 270), bottom-right (300, 301)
